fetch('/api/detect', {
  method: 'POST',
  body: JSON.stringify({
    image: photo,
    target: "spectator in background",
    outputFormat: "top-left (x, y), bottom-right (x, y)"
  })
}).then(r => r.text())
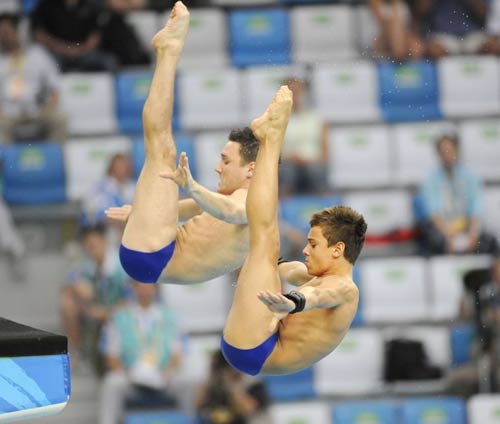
top-left (99, 281), bottom-right (182, 424)
top-left (0, 13), bottom-right (67, 143)
top-left (31, 0), bottom-right (116, 72)
top-left (486, 0), bottom-right (500, 53)
top-left (195, 349), bottom-right (271, 424)
top-left (61, 224), bottom-right (131, 371)
top-left (81, 153), bottom-right (135, 227)
top-left (0, 198), bottom-right (26, 281)
top-left (279, 77), bottom-right (329, 196)
top-left (414, 0), bottom-right (495, 58)
top-left (418, 134), bottom-right (498, 256)
top-left (98, 0), bottom-right (151, 67)
top-left (369, 0), bottom-right (425, 61)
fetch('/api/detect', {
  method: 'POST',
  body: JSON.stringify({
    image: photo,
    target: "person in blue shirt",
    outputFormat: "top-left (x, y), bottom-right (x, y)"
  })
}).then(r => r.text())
top-left (418, 134), bottom-right (498, 255)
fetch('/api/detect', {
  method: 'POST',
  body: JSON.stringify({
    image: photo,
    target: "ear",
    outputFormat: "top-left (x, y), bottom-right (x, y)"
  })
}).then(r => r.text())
top-left (246, 161), bottom-right (256, 179)
top-left (332, 241), bottom-right (345, 259)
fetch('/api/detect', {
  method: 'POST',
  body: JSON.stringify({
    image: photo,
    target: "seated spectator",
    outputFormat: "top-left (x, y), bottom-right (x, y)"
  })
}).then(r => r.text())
top-left (486, 0), bottom-right (500, 53)
top-left (0, 13), bottom-right (67, 143)
top-left (415, 0), bottom-right (495, 58)
top-left (418, 134), bottom-right (498, 256)
top-left (369, 0), bottom-right (425, 61)
top-left (31, 0), bottom-right (116, 72)
top-left (280, 77), bottom-right (329, 196)
top-left (99, 281), bottom-right (182, 424)
top-left (98, 0), bottom-right (151, 67)
top-left (0, 197), bottom-right (26, 281)
top-left (61, 224), bottom-right (131, 371)
top-left (195, 349), bottom-right (271, 424)
top-left (81, 153), bottom-right (135, 227)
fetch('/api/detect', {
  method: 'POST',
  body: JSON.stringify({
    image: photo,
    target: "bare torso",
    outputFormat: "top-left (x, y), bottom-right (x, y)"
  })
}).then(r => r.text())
top-left (161, 212), bottom-right (249, 284)
top-left (263, 277), bottom-right (359, 375)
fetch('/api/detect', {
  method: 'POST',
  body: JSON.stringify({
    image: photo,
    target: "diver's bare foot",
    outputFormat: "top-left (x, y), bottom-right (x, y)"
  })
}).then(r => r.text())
top-left (151, 1), bottom-right (190, 54)
top-left (251, 85), bottom-right (293, 143)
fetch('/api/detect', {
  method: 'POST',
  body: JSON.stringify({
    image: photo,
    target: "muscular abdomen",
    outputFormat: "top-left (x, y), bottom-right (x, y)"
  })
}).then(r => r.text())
top-left (162, 213), bottom-right (249, 284)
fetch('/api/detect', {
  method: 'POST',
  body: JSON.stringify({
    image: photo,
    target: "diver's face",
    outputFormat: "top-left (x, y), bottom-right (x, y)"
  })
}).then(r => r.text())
top-left (214, 142), bottom-right (251, 195)
top-left (303, 226), bottom-right (335, 276)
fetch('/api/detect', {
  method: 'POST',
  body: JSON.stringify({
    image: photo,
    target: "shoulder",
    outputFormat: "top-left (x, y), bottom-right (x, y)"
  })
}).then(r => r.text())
top-left (322, 276), bottom-right (359, 301)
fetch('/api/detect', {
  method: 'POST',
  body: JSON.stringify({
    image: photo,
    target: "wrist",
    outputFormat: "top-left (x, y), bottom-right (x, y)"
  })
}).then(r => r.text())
top-left (283, 290), bottom-right (306, 313)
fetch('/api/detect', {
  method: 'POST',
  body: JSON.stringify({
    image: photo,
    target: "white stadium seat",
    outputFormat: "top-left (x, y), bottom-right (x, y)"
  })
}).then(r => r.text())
top-left (179, 67), bottom-right (244, 131)
top-left (64, 136), bottom-right (132, 201)
top-left (360, 257), bottom-right (429, 323)
top-left (311, 61), bottom-right (381, 123)
top-left (428, 254), bottom-right (492, 321)
top-left (438, 56), bottom-right (500, 118)
top-left (328, 125), bottom-right (392, 189)
top-left (468, 394), bottom-right (500, 424)
top-left (460, 119), bottom-right (500, 182)
top-left (314, 328), bottom-right (385, 395)
top-left (270, 401), bottom-right (331, 424)
top-left (61, 73), bottom-right (117, 136)
top-left (393, 121), bottom-right (455, 186)
top-left (290, 5), bottom-right (358, 63)
top-left (126, 11), bottom-right (159, 54)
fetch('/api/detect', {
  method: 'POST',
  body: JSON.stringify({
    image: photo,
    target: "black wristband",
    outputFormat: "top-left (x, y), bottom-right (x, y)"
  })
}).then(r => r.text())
top-left (283, 290), bottom-right (306, 314)
top-left (278, 256), bottom-right (288, 265)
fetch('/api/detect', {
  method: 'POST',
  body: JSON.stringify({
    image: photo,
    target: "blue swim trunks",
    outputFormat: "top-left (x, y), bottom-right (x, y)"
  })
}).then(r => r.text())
top-left (119, 241), bottom-right (176, 283)
top-left (221, 333), bottom-right (279, 376)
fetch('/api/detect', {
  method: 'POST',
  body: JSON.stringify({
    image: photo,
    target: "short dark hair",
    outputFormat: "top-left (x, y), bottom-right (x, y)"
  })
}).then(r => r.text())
top-left (0, 13), bottom-right (20, 27)
top-left (310, 205), bottom-right (367, 264)
top-left (228, 127), bottom-right (259, 164)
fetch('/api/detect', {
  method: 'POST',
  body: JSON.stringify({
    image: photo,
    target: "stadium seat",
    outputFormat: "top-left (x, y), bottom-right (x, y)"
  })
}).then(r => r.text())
top-left (262, 367), bottom-right (316, 402)
top-left (123, 410), bottom-right (192, 424)
top-left (450, 323), bottom-right (474, 366)
top-left (241, 64), bottom-right (306, 122)
top-left (290, 5), bottom-right (357, 63)
top-left (3, 143), bottom-right (66, 205)
top-left (115, 71), bottom-right (151, 135)
top-left (176, 334), bottom-right (221, 387)
top-left (21, 0), bottom-right (38, 14)
top-left (400, 397), bottom-right (466, 424)
top-left (392, 121), bottom-right (455, 186)
top-left (178, 68), bottom-right (244, 131)
top-left (359, 257), bottom-right (428, 323)
top-left (333, 400), bottom-right (400, 424)
top-left (314, 328), bottom-right (385, 395)
top-left (378, 61), bottom-right (442, 122)
top-left (483, 185), bottom-right (500, 242)
top-left (279, 194), bottom-right (342, 234)
top-left (228, 8), bottom-right (291, 67)
top-left (328, 125), bottom-right (392, 188)
top-left (270, 401), bottom-right (331, 424)
top-left (193, 131), bottom-right (232, 190)
top-left (467, 394), bottom-right (500, 424)
top-left (160, 275), bottom-right (231, 333)
top-left (428, 254), bottom-right (492, 321)
top-left (125, 11), bottom-right (158, 54)
top-left (64, 136), bottom-right (132, 201)
top-left (342, 189), bottom-right (415, 241)
top-left (312, 61), bottom-right (381, 123)
top-left (61, 73), bottom-right (117, 135)
top-left (131, 133), bottom-right (196, 181)
top-left (459, 119), bottom-right (500, 182)
top-left (438, 56), bottom-right (500, 118)
top-left (176, 8), bottom-right (228, 69)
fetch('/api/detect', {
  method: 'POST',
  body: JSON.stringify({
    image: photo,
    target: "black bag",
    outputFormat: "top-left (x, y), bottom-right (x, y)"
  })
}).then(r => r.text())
top-left (384, 338), bottom-right (443, 382)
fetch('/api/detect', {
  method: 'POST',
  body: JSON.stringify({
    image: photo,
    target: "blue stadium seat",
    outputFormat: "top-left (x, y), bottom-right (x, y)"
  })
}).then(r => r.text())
top-left (333, 400), bottom-right (400, 424)
top-left (22, 0), bottom-right (39, 14)
top-left (131, 133), bottom-right (196, 181)
top-left (3, 143), bottom-right (66, 205)
top-left (115, 71), bottom-right (180, 135)
top-left (123, 410), bottom-right (192, 424)
top-left (280, 0), bottom-right (335, 3)
top-left (378, 61), bottom-right (442, 122)
top-left (401, 397), bottom-right (466, 424)
top-left (228, 8), bottom-right (291, 67)
top-left (263, 367), bottom-right (316, 402)
top-left (450, 324), bottom-right (474, 366)
top-left (279, 194), bottom-right (342, 234)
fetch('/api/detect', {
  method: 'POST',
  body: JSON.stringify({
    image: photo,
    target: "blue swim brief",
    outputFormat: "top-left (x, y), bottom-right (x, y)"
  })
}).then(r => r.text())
top-left (119, 241), bottom-right (176, 283)
top-left (220, 333), bottom-right (279, 376)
